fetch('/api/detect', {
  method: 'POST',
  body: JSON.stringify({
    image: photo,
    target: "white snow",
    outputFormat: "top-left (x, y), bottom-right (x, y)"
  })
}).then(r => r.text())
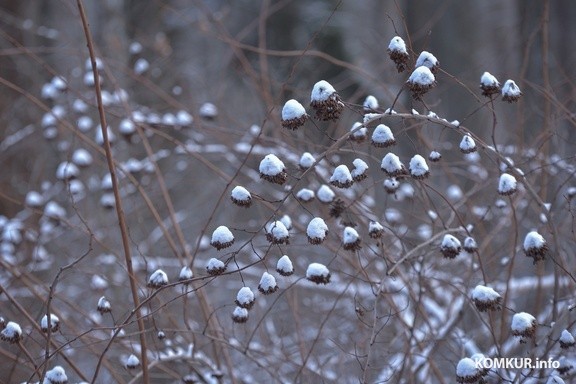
top-left (459, 134), bottom-right (476, 152)
top-left (231, 186), bottom-right (251, 203)
top-left (415, 51), bottom-right (439, 70)
top-left (236, 287), bottom-right (255, 306)
top-left (523, 231), bottom-right (545, 251)
top-left (51, 76), bottom-right (67, 91)
top-left (41, 314), bottom-right (59, 332)
top-left (72, 148), bottom-right (93, 167)
top-left (383, 178), bottom-right (399, 192)
top-left (25, 191), bottom-right (44, 207)
top-left (134, 58), bottom-right (149, 74)
top-left (441, 234), bottom-right (461, 250)
top-left (502, 79), bottom-right (521, 97)
top-left (349, 122), bottom-right (367, 139)
top-left (311, 80), bottom-right (337, 102)
top-left (200, 102), bottom-right (218, 118)
top-left (276, 255), bottom-right (293, 275)
top-left (388, 36), bottom-right (407, 53)
top-left (372, 124), bottom-right (395, 146)
top-left (317, 185), bottom-right (335, 203)
top-left (44, 201), bottom-right (66, 220)
top-left (129, 41), bottom-right (143, 54)
top-left (363, 95), bottom-right (379, 111)
top-left (307, 217), bottom-right (328, 240)
top-left (100, 193), bottom-right (115, 208)
top-left (343, 227), bottom-right (360, 244)
top-left (282, 99), bottom-right (307, 120)
top-left (560, 330), bottom-right (575, 345)
top-left (1, 321), bottom-right (22, 342)
top-left (211, 226), bottom-right (234, 245)
top-left (56, 161), bottom-right (79, 180)
top-left (429, 150), bottom-right (441, 161)
top-left (206, 258), bottom-right (225, 271)
top-left (498, 173), bottom-right (517, 194)
top-left (381, 152), bottom-right (404, 175)
top-left (176, 110), bottom-right (193, 126)
top-left (259, 154), bottom-right (285, 176)
top-left (97, 296), bottom-right (111, 313)
top-left (409, 154), bottom-right (429, 178)
top-left (259, 272), bottom-right (277, 291)
top-left (232, 306), bottom-right (248, 320)
top-left (179, 266), bottom-right (193, 281)
top-left (481, 71), bottom-right (500, 87)
top-left (266, 220), bottom-right (289, 242)
top-left (280, 214), bottom-right (292, 230)
top-left (408, 66), bottom-right (435, 86)
top-left (463, 237), bottom-right (478, 251)
top-left (119, 118), bottom-right (136, 135)
top-left (299, 152), bottom-right (316, 169)
top-left (369, 221), bottom-right (384, 234)
top-left (296, 188), bottom-right (315, 201)
top-left (471, 285), bottom-right (500, 302)
top-left (306, 263), bottom-right (330, 279)
top-left (511, 312), bottom-right (536, 332)
top-left (456, 357), bottom-right (479, 380)
top-left (77, 116), bottom-right (93, 131)
top-left (45, 366), bottom-right (67, 383)
top-left (148, 269), bottom-right (168, 287)
top-left (330, 165), bottom-right (353, 186)
top-left (351, 158), bottom-right (369, 179)
top-left (125, 354), bottom-right (140, 369)
top-left (91, 275), bottom-right (108, 290)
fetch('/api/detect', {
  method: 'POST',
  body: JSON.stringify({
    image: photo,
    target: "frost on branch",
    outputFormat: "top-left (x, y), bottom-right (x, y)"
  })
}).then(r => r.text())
top-left (232, 307), bottom-right (248, 324)
top-left (387, 36), bottom-right (409, 72)
top-left (258, 272), bottom-right (279, 295)
top-left (281, 99), bottom-right (308, 130)
top-left (310, 80), bottom-right (344, 121)
top-left (511, 312), bottom-right (536, 341)
top-left (502, 79), bottom-right (522, 103)
top-left (459, 134), bottom-right (477, 154)
top-left (265, 220), bottom-right (290, 244)
top-left (480, 71), bottom-right (500, 97)
top-left (415, 51), bottom-right (439, 73)
top-left (306, 262), bottom-right (331, 284)
top-left (276, 255), bottom-right (294, 276)
top-left (409, 154), bottom-right (430, 179)
top-left (498, 173), bottom-right (517, 196)
top-left (407, 66), bottom-right (437, 100)
top-left (259, 154), bottom-right (287, 185)
top-left (368, 221), bottom-right (384, 239)
top-left (342, 226), bottom-right (361, 251)
top-left (41, 313), bottom-right (60, 333)
top-left (0, 321), bottom-right (22, 344)
top-left (235, 287), bottom-right (255, 309)
top-left (45, 365), bottom-right (68, 384)
top-left (351, 158), bottom-right (369, 182)
top-left (147, 269), bottom-right (169, 289)
top-left (560, 329), bottom-right (575, 349)
top-left (210, 225), bottom-right (234, 250)
top-left (471, 285), bottom-right (502, 312)
top-left (371, 124), bottom-right (396, 148)
top-left (206, 258), bottom-right (226, 276)
top-left (363, 95), bottom-right (379, 112)
top-left (330, 164), bottom-right (354, 189)
top-left (440, 234), bottom-right (461, 259)
top-left (230, 186), bottom-right (252, 208)
top-left (381, 152), bottom-right (407, 177)
top-left (307, 217), bottom-right (328, 244)
top-left (456, 357), bottom-right (482, 384)
top-left (349, 122), bottom-right (368, 142)
top-left (523, 230), bottom-right (547, 263)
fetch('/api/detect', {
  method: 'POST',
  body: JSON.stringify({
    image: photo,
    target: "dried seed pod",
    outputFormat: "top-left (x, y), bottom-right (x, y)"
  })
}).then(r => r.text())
top-left (381, 153), bottom-right (407, 177)
top-left (456, 358), bottom-right (483, 384)
top-left (0, 321), bottom-right (22, 344)
top-left (41, 314), bottom-right (60, 333)
top-left (206, 258), bottom-right (226, 276)
top-left (560, 330), bottom-right (575, 349)
top-left (471, 285), bottom-right (502, 312)
top-left (511, 312), bottom-right (536, 341)
top-left (498, 173), bottom-right (517, 196)
top-left (232, 306), bottom-right (249, 323)
top-left (368, 221), bottom-right (384, 239)
top-left (459, 134), bottom-right (477, 154)
top-left (409, 154), bottom-right (430, 179)
top-left (147, 269), bottom-right (169, 289)
top-left (330, 165), bottom-right (354, 189)
top-left (407, 66), bottom-right (437, 99)
top-left (259, 154), bottom-right (287, 185)
top-left (415, 51), bottom-right (439, 73)
top-left (502, 79), bottom-right (522, 103)
top-left (306, 263), bottom-right (331, 284)
top-left (281, 99), bottom-right (308, 130)
top-left (310, 80), bottom-right (344, 121)
top-left (258, 272), bottom-right (279, 295)
top-left (387, 36), bottom-right (409, 72)
top-left (210, 226), bottom-right (234, 250)
top-left (523, 231), bottom-right (547, 263)
top-left (276, 255), bottom-right (294, 276)
top-left (342, 227), bottom-right (361, 251)
top-left (265, 220), bottom-right (290, 245)
top-left (371, 124), bottom-right (396, 148)
top-left (235, 287), bottom-right (256, 309)
top-left (440, 234), bottom-right (461, 259)
top-left (230, 186), bottom-right (252, 208)
top-left (307, 217), bottom-right (329, 245)
top-left (480, 71), bottom-right (501, 97)
top-left (45, 366), bottom-right (68, 384)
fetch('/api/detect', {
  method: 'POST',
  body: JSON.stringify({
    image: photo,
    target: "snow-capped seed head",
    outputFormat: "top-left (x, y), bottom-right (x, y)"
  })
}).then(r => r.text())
top-left (459, 134), bottom-right (477, 154)
top-left (387, 36), bottom-right (409, 72)
top-left (342, 226), bottom-right (361, 251)
top-left (25, 191), bottom-right (44, 208)
top-left (330, 164), bottom-right (354, 188)
top-left (296, 188), bottom-right (315, 202)
top-left (317, 185), bottom-right (335, 204)
top-left (41, 314), bottom-right (60, 333)
top-left (56, 161), bottom-right (80, 181)
top-left (178, 266), bottom-right (193, 283)
top-left (45, 365), bottom-right (68, 384)
top-left (383, 178), bottom-right (400, 194)
top-left (349, 122), bottom-right (368, 142)
top-left (371, 124), bottom-right (396, 148)
top-left (307, 217), bottom-right (329, 244)
top-left (235, 287), bottom-right (256, 309)
top-left (259, 154), bottom-right (287, 185)
top-left (310, 80), bottom-right (343, 121)
top-left (363, 95), bottom-right (379, 113)
top-left (463, 237), bottom-right (478, 253)
top-left (440, 234), bottom-right (462, 259)
top-left (511, 312), bottom-right (536, 340)
top-left (502, 79), bottom-right (522, 103)
top-left (280, 214), bottom-right (292, 231)
top-left (281, 99), bottom-right (308, 130)
top-left (557, 356), bottom-right (573, 375)
top-left (147, 269), bottom-right (169, 289)
top-left (560, 330), bottom-right (575, 349)
top-left (206, 258), bottom-right (226, 276)
top-left (523, 231), bottom-right (547, 263)
top-left (210, 225), bottom-right (234, 250)
top-left (125, 354), bottom-right (140, 369)
top-left (299, 152), bottom-right (316, 170)
top-left (265, 220), bottom-right (290, 244)
top-left (1, 321), bottom-right (22, 343)
top-left (480, 71), bottom-right (501, 97)
top-left (97, 296), bottom-right (112, 315)
top-left (428, 150), bottom-right (442, 162)
top-left (306, 262), bottom-right (331, 284)
top-left (456, 357), bottom-right (482, 384)
top-left (381, 152), bottom-right (407, 177)
top-left (157, 330), bottom-right (166, 340)
top-left (230, 186), bottom-right (252, 208)
top-left (498, 173), bottom-right (517, 196)
top-left (471, 285), bottom-right (502, 312)
top-left (368, 221), bottom-right (384, 239)
top-left (407, 66), bottom-right (436, 99)
top-left (258, 272), bottom-right (279, 295)
top-left (547, 375), bottom-right (566, 384)
top-left (118, 118), bottom-right (136, 139)
top-left (351, 158), bottom-right (369, 182)
top-left (100, 193), bottom-right (115, 209)
top-left (409, 154), bottom-right (430, 179)
top-left (232, 306), bottom-right (249, 323)
top-left (415, 51), bottom-right (439, 73)
top-left (199, 102), bottom-right (218, 119)
top-left (276, 255), bottom-right (294, 276)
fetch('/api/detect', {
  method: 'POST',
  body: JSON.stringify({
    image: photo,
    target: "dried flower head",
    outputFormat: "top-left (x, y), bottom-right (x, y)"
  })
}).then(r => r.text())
top-left (330, 165), bottom-right (354, 188)
top-left (235, 287), bottom-right (256, 309)
top-left (306, 263), bottom-right (331, 284)
top-left (230, 186), bottom-right (252, 208)
top-left (206, 258), bottom-right (227, 276)
top-left (502, 79), bottom-right (522, 103)
top-left (463, 237), bottom-right (478, 253)
top-left (351, 158), bottom-right (369, 182)
top-left (329, 198), bottom-right (346, 219)
top-left (310, 80), bottom-right (344, 121)
top-left (41, 313), bottom-right (60, 333)
top-left (147, 269), bottom-right (169, 289)
top-left (232, 306), bottom-right (249, 323)
top-left (459, 134), bottom-right (477, 154)
top-left (415, 51), bottom-right (440, 73)
top-left (276, 255), bottom-right (294, 276)
top-left (45, 366), bottom-right (68, 384)
top-left (383, 178), bottom-right (400, 194)
top-left (498, 173), bottom-right (517, 196)
top-left (371, 124), bottom-right (396, 147)
top-left (523, 231), bottom-right (547, 263)
top-left (387, 36), bottom-right (409, 72)
top-left (265, 220), bottom-right (290, 245)
top-left (440, 234), bottom-right (462, 259)
top-left (407, 66), bottom-right (437, 99)
top-left (409, 154), bottom-right (430, 179)
top-left (511, 312), bottom-right (536, 341)
top-left (296, 188), bottom-right (315, 202)
top-left (381, 153), bottom-right (407, 177)
top-left (210, 226), bottom-right (234, 250)
top-left (428, 150), bottom-right (442, 162)
top-left (0, 321), bottom-right (22, 344)
top-left (471, 285), bottom-right (502, 312)
top-left (363, 95), bottom-right (379, 113)
top-left (349, 122), bottom-right (368, 143)
top-left (178, 266), bottom-right (193, 284)
top-left (456, 357), bottom-right (482, 384)
top-left (307, 217), bottom-right (329, 244)
top-left (560, 330), bottom-right (575, 349)
top-left (342, 227), bottom-right (362, 251)
top-left (259, 154), bottom-right (287, 185)
top-left (258, 272), bottom-right (279, 295)
top-left (97, 296), bottom-right (112, 315)
top-left (480, 71), bottom-right (501, 97)
top-left (299, 152), bottom-right (316, 170)
top-left (556, 356), bottom-right (573, 375)
top-left (368, 221), bottom-right (384, 239)
top-left (281, 99), bottom-right (308, 130)
top-left (125, 354), bottom-right (140, 369)
top-left (317, 185), bottom-right (336, 204)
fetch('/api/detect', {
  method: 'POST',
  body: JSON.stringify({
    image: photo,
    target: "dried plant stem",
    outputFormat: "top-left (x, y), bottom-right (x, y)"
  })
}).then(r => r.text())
top-left (76, 1), bottom-right (149, 382)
